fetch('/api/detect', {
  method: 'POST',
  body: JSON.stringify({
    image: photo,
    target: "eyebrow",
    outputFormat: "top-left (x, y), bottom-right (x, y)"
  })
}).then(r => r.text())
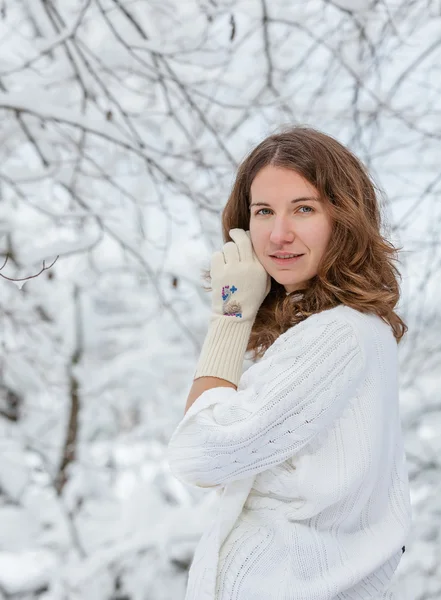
top-left (249, 196), bottom-right (321, 208)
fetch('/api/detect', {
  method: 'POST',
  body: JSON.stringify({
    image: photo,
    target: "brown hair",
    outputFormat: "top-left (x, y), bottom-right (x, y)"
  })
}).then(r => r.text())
top-left (204, 125), bottom-right (407, 360)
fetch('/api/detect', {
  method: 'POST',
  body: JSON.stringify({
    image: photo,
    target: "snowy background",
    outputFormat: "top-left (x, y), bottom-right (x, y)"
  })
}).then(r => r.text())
top-left (0, 1), bottom-right (440, 599)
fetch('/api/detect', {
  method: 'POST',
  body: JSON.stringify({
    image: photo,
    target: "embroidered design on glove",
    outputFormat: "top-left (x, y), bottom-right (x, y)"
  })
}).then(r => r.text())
top-left (221, 285), bottom-right (242, 318)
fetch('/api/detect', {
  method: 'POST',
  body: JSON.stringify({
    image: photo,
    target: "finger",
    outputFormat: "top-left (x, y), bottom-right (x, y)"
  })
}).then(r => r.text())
top-left (210, 251), bottom-right (225, 275)
top-left (244, 230), bottom-right (257, 261)
top-left (222, 241), bottom-right (240, 264)
top-left (229, 228), bottom-right (253, 262)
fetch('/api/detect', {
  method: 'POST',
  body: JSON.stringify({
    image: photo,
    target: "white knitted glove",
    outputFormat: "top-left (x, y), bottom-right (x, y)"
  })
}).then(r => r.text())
top-left (194, 228), bottom-right (271, 386)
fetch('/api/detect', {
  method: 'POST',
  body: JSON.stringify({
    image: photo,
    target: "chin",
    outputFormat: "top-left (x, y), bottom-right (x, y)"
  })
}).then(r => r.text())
top-left (272, 275), bottom-right (302, 287)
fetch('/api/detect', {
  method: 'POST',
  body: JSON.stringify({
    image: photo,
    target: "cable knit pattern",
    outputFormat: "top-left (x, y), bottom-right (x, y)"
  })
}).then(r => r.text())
top-left (166, 305), bottom-right (412, 600)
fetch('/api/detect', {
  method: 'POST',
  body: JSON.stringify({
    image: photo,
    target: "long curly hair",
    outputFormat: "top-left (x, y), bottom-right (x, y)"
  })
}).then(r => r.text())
top-left (204, 125), bottom-right (407, 360)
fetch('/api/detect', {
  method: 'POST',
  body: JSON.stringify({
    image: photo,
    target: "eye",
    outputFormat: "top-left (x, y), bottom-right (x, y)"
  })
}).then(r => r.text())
top-left (254, 206), bottom-right (314, 216)
top-left (255, 208), bottom-right (272, 216)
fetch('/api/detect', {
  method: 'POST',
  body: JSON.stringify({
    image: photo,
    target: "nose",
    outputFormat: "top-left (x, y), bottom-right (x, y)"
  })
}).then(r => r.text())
top-left (269, 216), bottom-right (295, 246)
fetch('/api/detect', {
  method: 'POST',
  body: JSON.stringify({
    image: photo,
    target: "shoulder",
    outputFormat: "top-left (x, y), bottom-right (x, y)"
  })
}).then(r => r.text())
top-left (309, 304), bottom-right (380, 328)
top-left (301, 304), bottom-right (389, 332)
top-left (302, 304), bottom-right (396, 359)
top-left (261, 304), bottom-right (395, 365)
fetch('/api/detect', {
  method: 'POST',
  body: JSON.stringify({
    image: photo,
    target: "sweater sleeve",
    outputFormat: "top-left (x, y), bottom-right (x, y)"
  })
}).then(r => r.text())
top-left (166, 314), bottom-right (366, 489)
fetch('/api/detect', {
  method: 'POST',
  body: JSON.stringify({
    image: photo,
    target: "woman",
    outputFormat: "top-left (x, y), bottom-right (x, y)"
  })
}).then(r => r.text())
top-left (166, 126), bottom-right (412, 600)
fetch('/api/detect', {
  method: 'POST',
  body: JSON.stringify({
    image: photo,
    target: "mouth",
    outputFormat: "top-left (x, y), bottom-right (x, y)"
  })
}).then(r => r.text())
top-left (270, 254), bottom-right (304, 265)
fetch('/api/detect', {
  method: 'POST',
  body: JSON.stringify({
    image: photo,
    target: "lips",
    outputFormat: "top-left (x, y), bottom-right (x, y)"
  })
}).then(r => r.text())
top-left (270, 254), bottom-right (304, 265)
top-left (271, 254), bottom-right (303, 258)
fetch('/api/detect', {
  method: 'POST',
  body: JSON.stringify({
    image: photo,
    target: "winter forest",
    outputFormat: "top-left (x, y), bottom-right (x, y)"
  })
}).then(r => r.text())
top-left (0, 0), bottom-right (440, 598)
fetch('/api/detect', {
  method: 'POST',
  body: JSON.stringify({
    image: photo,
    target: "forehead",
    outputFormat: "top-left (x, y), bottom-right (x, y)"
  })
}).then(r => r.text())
top-left (247, 167), bottom-right (333, 217)
top-left (250, 166), bottom-right (319, 200)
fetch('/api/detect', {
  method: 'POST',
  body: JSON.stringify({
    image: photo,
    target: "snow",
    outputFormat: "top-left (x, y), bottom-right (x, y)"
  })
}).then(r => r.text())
top-left (0, 550), bottom-right (59, 595)
top-left (0, 0), bottom-right (440, 598)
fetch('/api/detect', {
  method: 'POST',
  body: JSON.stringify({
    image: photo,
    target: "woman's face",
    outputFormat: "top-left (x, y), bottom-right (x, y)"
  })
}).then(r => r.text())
top-left (249, 165), bottom-right (332, 293)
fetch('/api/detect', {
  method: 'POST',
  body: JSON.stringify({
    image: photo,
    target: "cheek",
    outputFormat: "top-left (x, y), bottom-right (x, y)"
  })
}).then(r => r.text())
top-left (307, 220), bottom-right (332, 251)
top-left (320, 221), bottom-right (333, 251)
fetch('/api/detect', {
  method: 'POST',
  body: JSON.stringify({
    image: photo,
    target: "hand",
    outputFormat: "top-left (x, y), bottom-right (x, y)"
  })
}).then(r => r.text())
top-left (210, 228), bottom-right (271, 323)
top-left (194, 229), bottom-right (270, 385)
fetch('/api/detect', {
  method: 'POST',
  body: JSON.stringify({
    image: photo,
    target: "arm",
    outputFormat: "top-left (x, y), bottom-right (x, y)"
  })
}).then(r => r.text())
top-left (169, 228), bottom-right (270, 486)
top-left (184, 376), bottom-right (236, 416)
top-left (167, 316), bottom-right (366, 489)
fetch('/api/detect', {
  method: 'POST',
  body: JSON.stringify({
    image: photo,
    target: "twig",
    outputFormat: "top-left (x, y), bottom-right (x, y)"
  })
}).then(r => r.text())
top-left (0, 255), bottom-right (59, 281)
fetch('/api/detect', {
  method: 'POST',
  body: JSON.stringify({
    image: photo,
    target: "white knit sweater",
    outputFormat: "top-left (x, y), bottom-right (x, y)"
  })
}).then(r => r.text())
top-left (166, 305), bottom-right (412, 600)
